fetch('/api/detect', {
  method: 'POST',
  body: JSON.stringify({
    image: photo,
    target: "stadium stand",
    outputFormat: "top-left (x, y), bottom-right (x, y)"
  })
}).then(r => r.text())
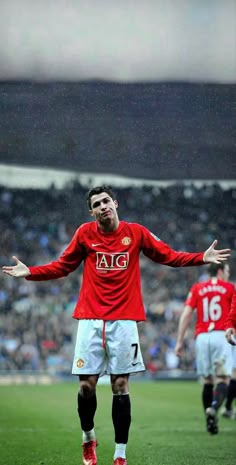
top-left (0, 181), bottom-right (235, 377)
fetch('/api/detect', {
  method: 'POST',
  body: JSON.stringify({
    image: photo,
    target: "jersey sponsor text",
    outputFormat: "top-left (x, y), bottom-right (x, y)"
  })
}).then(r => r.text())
top-left (96, 252), bottom-right (129, 270)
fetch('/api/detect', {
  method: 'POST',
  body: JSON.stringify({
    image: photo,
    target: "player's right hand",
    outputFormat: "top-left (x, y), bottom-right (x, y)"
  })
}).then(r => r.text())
top-left (2, 256), bottom-right (30, 278)
top-left (225, 328), bottom-right (236, 346)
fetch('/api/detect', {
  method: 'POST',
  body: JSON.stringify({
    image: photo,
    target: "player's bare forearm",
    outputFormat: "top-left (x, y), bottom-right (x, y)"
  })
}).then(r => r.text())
top-left (175, 306), bottom-right (192, 356)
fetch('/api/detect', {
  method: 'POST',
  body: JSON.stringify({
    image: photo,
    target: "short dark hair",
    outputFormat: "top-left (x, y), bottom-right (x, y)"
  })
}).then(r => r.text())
top-left (86, 185), bottom-right (115, 209)
top-left (208, 262), bottom-right (227, 277)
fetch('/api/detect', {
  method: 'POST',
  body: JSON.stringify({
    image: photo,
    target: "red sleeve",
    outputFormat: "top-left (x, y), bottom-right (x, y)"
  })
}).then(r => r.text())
top-left (25, 227), bottom-right (85, 281)
top-left (225, 291), bottom-right (236, 329)
top-left (184, 284), bottom-right (198, 309)
top-left (140, 226), bottom-right (205, 267)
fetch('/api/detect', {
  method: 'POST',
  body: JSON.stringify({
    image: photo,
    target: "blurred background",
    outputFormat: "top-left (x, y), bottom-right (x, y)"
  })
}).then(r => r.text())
top-left (0, 0), bottom-right (235, 383)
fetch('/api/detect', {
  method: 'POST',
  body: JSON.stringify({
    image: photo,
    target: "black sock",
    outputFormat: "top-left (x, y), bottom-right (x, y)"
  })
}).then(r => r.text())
top-left (212, 382), bottom-right (228, 411)
top-left (112, 394), bottom-right (131, 444)
top-left (225, 379), bottom-right (236, 411)
top-left (202, 384), bottom-right (213, 410)
top-left (77, 392), bottom-right (97, 432)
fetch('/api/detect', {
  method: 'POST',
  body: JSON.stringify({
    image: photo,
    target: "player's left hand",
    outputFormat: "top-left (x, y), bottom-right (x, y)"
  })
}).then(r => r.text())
top-left (174, 342), bottom-right (183, 357)
top-left (225, 328), bottom-right (236, 346)
top-left (203, 240), bottom-right (231, 264)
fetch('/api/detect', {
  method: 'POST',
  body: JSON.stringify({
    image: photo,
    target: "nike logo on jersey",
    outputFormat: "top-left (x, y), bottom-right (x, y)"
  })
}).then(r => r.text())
top-left (92, 243), bottom-right (103, 247)
top-left (132, 362), bottom-right (139, 366)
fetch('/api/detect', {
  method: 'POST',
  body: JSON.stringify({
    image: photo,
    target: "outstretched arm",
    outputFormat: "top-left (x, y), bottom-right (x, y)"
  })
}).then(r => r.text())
top-left (141, 225), bottom-right (230, 267)
top-left (2, 256), bottom-right (30, 278)
top-left (174, 305), bottom-right (193, 357)
top-left (1, 227), bottom-right (84, 281)
top-left (203, 239), bottom-right (230, 264)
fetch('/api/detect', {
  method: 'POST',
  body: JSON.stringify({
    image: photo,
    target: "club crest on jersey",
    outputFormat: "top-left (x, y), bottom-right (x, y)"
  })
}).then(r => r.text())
top-left (122, 236), bottom-right (131, 246)
top-left (96, 252), bottom-right (129, 270)
top-left (77, 358), bottom-right (85, 368)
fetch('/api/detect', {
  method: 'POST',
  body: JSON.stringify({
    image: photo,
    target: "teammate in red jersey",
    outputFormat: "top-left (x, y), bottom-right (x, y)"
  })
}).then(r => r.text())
top-left (2, 185), bottom-right (231, 465)
top-left (174, 262), bottom-right (235, 435)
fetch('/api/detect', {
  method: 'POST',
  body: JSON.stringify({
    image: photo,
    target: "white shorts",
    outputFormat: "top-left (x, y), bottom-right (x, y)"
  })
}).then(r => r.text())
top-left (72, 319), bottom-right (145, 376)
top-left (231, 345), bottom-right (236, 370)
top-left (195, 331), bottom-right (233, 378)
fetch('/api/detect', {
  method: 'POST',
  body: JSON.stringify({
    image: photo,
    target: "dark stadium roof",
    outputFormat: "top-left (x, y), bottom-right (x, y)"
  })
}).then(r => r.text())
top-left (0, 80), bottom-right (236, 181)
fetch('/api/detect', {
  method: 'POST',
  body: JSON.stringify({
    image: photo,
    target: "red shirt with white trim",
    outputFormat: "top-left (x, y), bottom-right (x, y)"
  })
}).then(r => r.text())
top-left (26, 221), bottom-right (206, 321)
top-left (184, 277), bottom-right (235, 336)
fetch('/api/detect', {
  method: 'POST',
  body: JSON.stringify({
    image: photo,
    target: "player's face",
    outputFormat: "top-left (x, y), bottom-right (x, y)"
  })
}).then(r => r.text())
top-left (89, 192), bottom-right (119, 225)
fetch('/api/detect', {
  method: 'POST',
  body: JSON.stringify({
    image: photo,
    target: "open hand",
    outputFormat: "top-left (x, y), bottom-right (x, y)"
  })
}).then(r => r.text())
top-left (2, 256), bottom-right (30, 278)
top-left (203, 240), bottom-right (230, 264)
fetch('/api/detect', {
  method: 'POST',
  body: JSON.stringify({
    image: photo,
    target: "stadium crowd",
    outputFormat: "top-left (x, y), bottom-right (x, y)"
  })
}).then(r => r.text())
top-left (0, 181), bottom-right (235, 376)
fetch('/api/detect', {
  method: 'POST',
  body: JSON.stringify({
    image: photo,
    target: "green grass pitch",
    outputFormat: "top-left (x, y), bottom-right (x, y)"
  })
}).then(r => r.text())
top-left (0, 380), bottom-right (235, 465)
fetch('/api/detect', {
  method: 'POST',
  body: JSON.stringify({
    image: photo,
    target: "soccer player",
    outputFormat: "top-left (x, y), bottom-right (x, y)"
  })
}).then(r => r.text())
top-left (2, 185), bottom-right (231, 465)
top-left (174, 262), bottom-right (235, 435)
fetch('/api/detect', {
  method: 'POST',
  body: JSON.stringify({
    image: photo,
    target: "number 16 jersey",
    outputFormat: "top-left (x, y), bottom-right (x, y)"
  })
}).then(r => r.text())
top-left (185, 277), bottom-right (235, 337)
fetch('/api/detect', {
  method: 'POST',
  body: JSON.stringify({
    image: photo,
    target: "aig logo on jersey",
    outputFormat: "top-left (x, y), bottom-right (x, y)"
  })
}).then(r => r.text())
top-left (96, 252), bottom-right (129, 270)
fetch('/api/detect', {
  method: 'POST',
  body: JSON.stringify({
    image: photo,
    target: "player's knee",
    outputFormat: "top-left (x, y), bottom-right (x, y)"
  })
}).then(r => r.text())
top-left (79, 380), bottom-right (96, 398)
top-left (216, 376), bottom-right (229, 385)
top-left (204, 375), bottom-right (214, 384)
top-left (111, 375), bottom-right (129, 394)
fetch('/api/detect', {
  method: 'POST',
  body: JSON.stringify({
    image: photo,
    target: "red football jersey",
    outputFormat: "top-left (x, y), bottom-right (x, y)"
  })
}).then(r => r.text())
top-left (185, 277), bottom-right (235, 336)
top-left (225, 291), bottom-right (236, 329)
top-left (26, 221), bottom-right (205, 321)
